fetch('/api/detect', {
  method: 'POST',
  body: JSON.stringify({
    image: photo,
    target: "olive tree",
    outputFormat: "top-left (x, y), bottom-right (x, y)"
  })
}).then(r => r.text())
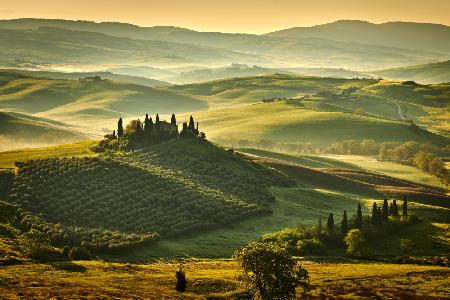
top-left (233, 242), bottom-right (309, 299)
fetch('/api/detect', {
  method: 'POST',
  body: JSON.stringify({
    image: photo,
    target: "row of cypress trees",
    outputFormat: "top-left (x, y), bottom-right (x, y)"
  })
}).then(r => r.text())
top-left (325, 197), bottom-right (408, 235)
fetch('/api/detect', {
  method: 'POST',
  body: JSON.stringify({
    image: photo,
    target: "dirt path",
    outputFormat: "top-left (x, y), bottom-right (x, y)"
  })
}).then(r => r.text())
top-left (394, 102), bottom-right (407, 120)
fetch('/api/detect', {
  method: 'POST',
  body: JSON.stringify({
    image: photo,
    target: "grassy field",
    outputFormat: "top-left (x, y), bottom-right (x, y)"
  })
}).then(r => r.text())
top-left (0, 141), bottom-right (97, 169)
top-left (319, 154), bottom-right (448, 189)
top-left (186, 101), bottom-right (445, 147)
top-left (0, 260), bottom-right (448, 299)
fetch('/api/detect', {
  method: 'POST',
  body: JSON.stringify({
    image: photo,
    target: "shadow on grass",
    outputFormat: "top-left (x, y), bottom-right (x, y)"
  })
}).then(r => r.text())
top-left (49, 261), bottom-right (87, 272)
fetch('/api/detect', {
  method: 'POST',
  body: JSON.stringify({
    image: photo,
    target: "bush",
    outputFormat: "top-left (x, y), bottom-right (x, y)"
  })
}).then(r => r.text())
top-left (68, 247), bottom-right (91, 260)
top-left (400, 238), bottom-right (414, 255)
top-left (296, 238), bottom-right (326, 255)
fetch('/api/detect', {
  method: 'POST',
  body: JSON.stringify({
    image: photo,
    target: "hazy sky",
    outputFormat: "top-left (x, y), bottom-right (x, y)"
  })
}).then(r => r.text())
top-left (1, 0), bottom-right (449, 33)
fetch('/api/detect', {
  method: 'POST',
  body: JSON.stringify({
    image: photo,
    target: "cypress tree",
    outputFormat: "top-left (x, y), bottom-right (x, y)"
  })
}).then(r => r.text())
top-left (171, 113), bottom-right (176, 125)
top-left (112, 130), bottom-right (116, 138)
top-left (382, 198), bottom-right (389, 222)
top-left (117, 117), bottom-right (124, 138)
top-left (402, 196), bottom-right (408, 217)
top-left (371, 202), bottom-right (378, 226)
top-left (188, 116), bottom-right (195, 131)
top-left (392, 200), bottom-right (399, 218)
top-left (341, 211), bottom-right (348, 236)
top-left (327, 213), bottom-right (334, 234)
top-left (317, 216), bottom-right (323, 235)
top-left (156, 114), bottom-right (160, 123)
top-left (175, 266), bottom-right (187, 292)
top-left (377, 207), bottom-right (382, 226)
top-left (355, 203), bottom-right (363, 229)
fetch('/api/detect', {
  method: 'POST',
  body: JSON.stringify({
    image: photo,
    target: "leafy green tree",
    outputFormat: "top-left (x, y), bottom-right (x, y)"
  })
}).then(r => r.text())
top-left (233, 242), bottom-right (309, 300)
top-left (327, 213), bottom-right (334, 234)
top-left (344, 229), bottom-right (367, 258)
top-left (355, 203), bottom-right (363, 229)
top-left (341, 211), bottom-right (348, 236)
top-left (175, 265), bottom-right (187, 292)
top-left (382, 198), bottom-right (389, 222)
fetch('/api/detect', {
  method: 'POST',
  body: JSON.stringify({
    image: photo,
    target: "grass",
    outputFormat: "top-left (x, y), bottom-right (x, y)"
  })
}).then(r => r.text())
top-left (186, 101), bottom-right (446, 148)
top-left (128, 186), bottom-right (373, 259)
top-left (319, 154), bottom-right (448, 189)
top-left (0, 141), bottom-right (97, 169)
top-left (0, 259), bottom-right (448, 299)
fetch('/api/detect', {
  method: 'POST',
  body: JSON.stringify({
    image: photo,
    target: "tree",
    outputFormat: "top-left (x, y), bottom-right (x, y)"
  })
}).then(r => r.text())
top-left (188, 116), bottom-right (195, 131)
top-left (233, 242), bottom-right (309, 300)
top-left (402, 196), bottom-right (408, 218)
top-left (355, 203), bottom-right (363, 229)
top-left (371, 203), bottom-right (378, 226)
top-left (171, 113), bottom-right (176, 125)
top-left (341, 211), bottom-right (348, 236)
top-left (327, 213), bottom-right (334, 234)
top-left (344, 229), bottom-right (367, 258)
top-left (175, 265), bottom-right (187, 292)
top-left (317, 216), bottom-right (322, 235)
top-left (390, 200), bottom-right (399, 218)
top-left (117, 117), bottom-right (124, 138)
top-left (382, 198), bottom-right (389, 222)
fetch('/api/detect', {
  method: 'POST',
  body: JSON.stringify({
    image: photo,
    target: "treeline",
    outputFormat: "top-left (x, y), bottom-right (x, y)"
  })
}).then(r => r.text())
top-left (262, 198), bottom-right (418, 258)
top-left (378, 141), bottom-right (449, 185)
top-left (214, 137), bottom-right (449, 185)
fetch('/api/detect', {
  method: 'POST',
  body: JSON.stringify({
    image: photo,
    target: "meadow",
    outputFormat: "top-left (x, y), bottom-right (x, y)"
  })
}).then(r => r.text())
top-left (0, 260), bottom-right (448, 299)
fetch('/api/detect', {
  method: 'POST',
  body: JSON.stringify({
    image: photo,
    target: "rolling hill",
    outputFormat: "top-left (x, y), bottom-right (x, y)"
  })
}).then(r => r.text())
top-left (0, 19), bottom-right (447, 70)
top-left (6, 138), bottom-right (293, 252)
top-left (0, 111), bottom-right (87, 151)
top-left (0, 70), bottom-right (207, 135)
top-left (374, 60), bottom-right (450, 84)
top-left (6, 69), bottom-right (171, 87)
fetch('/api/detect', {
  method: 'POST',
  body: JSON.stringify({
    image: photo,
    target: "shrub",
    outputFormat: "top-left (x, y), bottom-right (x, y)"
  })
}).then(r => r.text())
top-left (296, 238), bottom-right (326, 256)
top-left (68, 247), bottom-right (91, 260)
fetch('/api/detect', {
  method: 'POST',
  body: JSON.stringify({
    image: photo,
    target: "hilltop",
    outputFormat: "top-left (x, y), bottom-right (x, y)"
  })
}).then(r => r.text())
top-left (374, 60), bottom-right (450, 84)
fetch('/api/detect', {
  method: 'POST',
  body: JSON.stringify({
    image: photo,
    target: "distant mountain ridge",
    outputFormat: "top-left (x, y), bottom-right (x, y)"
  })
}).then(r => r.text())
top-left (266, 20), bottom-right (450, 54)
top-left (0, 18), bottom-right (448, 70)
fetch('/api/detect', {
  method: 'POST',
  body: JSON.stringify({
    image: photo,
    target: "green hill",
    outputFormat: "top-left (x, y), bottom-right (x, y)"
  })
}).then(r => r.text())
top-left (374, 60), bottom-right (450, 84)
top-left (7, 69), bottom-right (171, 87)
top-left (7, 138), bottom-right (292, 252)
top-left (0, 111), bottom-right (87, 151)
top-left (0, 70), bottom-right (207, 135)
